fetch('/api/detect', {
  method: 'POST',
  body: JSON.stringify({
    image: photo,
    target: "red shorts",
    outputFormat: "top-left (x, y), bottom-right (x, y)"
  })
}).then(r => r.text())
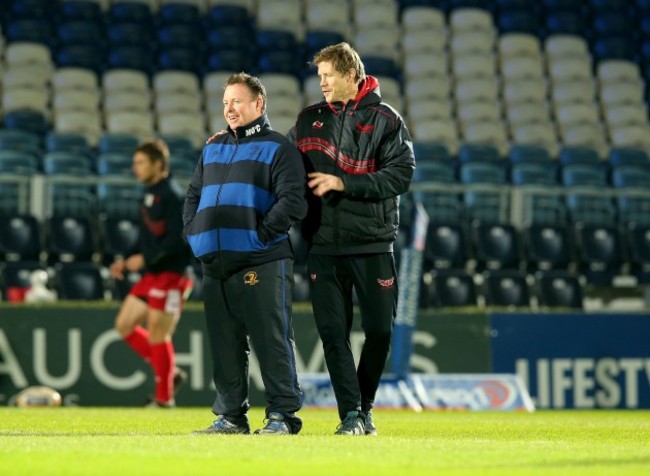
top-left (129, 271), bottom-right (193, 314)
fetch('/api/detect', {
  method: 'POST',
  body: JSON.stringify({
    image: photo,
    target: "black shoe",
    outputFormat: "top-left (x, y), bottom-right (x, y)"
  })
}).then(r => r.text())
top-left (254, 412), bottom-right (292, 435)
top-left (335, 411), bottom-right (365, 435)
top-left (364, 409), bottom-right (377, 436)
top-left (192, 416), bottom-right (250, 435)
top-left (144, 367), bottom-right (187, 406)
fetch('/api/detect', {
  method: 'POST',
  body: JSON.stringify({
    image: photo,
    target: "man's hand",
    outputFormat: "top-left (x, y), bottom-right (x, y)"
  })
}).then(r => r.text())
top-left (109, 259), bottom-right (126, 280)
top-left (125, 254), bottom-right (145, 272)
top-left (307, 172), bottom-right (344, 197)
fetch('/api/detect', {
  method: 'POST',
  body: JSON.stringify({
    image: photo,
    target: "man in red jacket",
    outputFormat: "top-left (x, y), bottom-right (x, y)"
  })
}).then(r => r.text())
top-left (289, 43), bottom-right (415, 435)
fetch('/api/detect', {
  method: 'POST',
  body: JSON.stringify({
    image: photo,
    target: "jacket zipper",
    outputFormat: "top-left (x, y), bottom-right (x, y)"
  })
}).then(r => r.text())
top-left (215, 139), bottom-right (238, 275)
top-left (333, 105), bottom-right (349, 248)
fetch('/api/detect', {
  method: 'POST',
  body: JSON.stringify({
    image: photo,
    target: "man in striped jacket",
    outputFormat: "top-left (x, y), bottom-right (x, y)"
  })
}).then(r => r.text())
top-left (183, 73), bottom-right (307, 435)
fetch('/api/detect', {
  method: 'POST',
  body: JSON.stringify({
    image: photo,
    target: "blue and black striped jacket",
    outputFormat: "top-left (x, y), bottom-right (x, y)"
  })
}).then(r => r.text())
top-left (183, 114), bottom-right (307, 279)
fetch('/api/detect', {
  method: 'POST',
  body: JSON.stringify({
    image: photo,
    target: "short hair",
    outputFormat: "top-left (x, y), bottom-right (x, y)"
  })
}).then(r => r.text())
top-left (135, 139), bottom-right (170, 172)
top-left (311, 42), bottom-right (366, 83)
top-left (224, 72), bottom-right (267, 113)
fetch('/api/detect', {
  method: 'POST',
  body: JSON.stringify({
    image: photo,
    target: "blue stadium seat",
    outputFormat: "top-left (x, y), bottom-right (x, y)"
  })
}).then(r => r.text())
top-left (157, 47), bottom-right (201, 74)
top-left (106, 46), bottom-right (152, 74)
top-left (413, 190), bottom-right (464, 223)
top-left (510, 158), bottom-right (564, 225)
top-left (509, 145), bottom-right (553, 165)
top-left (432, 268), bottom-right (478, 307)
top-left (43, 152), bottom-right (93, 176)
top-left (96, 183), bottom-right (144, 219)
top-left (574, 223), bottom-right (625, 285)
top-left (611, 165), bottom-right (650, 188)
top-left (565, 193), bottom-right (617, 225)
top-left (559, 146), bottom-right (601, 166)
top-left (56, 20), bottom-right (105, 47)
top-left (97, 153), bottom-right (133, 176)
top-left (11, 0), bottom-right (54, 18)
top-left (461, 161), bottom-right (508, 185)
top-left (56, 262), bottom-right (105, 300)
top-left (593, 37), bottom-right (638, 62)
top-left (458, 143), bottom-right (501, 164)
top-left (98, 134), bottom-right (139, 155)
top-left (46, 215), bottom-right (97, 264)
top-left (542, 0), bottom-right (585, 12)
top-left (608, 147), bottom-right (650, 168)
top-left (496, 0), bottom-right (538, 8)
top-left (590, 0), bottom-right (633, 13)
top-left (101, 215), bottom-right (140, 264)
top-left (611, 164), bottom-right (650, 226)
top-left (50, 184), bottom-right (97, 217)
top-left (207, 49), bottom-right (255, 73)
top-left (59, 1), bottom-right (103, 22)
top-left (257, 29), bottom-right (297, 52)
top-left (545, 11), bottom-right (587, 36)
top-left (461, 161), bottom-right (508, 223)
top-left (497, 10), bottom-right (540, 35)
top-left (45, 132), bottom-right (91, 157)
top-left (535, 269), bottom-right (584, 309)
top-left (412, 142), bottom-right (453, 163)
top-left (412, 160), bottom-right (456, 183)
top-left (107, 22), bottom-right (152, 47)
top-left (592, 12), bottom-right (630, 38)
top-left (561, 163), bottom-right (608, 187)
top-left (109, 1), bottom-right (152, 24)
top-left (170, 156), bottom-right (196, 180)
top-left (157, 2), bottom-right (201, 26)
top-left (0, 183), bottom-right (28, 215)
top-left (471, 222), bottom-right (522, 270)
top-left (0, 150), bottom-right (39, 175)
top-left (208, 4), bottom-right (250, 25)
top-left (258, 50), bottom-right (303, 77)
top-left (56, 44), bottom-right (105, 75)
top-left (5, 18), bottom-right (53, 45)
top-left (361, 56), bottom-right (401, 79)
top-left (483, 269), bottom-right (531, 308)
top-left (158, 24), bottom-right (201, 49)
top-left (2, 110), bottom-right (49, 136)
top-left (524, 223), bottom-right (573, 271)
top-left (449, 0), bottom-right (494, 9)
top-left (207, 25), bottom-right (256, 53)
top-left (0, 214), bottom-right (42, 262)
top-left (510, 162), bottom-right (558, 186)
top-left (424, 222), bottom-right (469, 270)
top-left (0, 129), bottom-right (43, 160)
top-left (160, 135), bottom-right (196, 157)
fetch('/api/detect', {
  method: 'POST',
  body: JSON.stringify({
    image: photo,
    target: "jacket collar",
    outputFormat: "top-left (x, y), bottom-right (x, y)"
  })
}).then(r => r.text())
top-left (228, 114), bottom-right (270, 140)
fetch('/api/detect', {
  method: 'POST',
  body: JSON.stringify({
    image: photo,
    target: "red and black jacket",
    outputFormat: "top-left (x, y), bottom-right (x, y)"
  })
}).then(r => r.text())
top-left (289, 76), bottom-right (415, 255)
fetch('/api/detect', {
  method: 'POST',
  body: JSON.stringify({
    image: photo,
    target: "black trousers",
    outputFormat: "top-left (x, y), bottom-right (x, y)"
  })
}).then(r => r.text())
top-left (308, 253), bottom-right (398, 420)
top-left (202, 259), bottom-right (302, 431)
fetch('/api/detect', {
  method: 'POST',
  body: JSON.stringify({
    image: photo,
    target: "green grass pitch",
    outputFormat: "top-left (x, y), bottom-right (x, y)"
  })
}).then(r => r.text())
top-left (1, 407), bottom-right (649, 475)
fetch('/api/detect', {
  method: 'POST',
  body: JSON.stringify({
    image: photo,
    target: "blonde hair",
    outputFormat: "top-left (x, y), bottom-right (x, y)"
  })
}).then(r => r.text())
top-left (311, 42), bottom-right (366, 83)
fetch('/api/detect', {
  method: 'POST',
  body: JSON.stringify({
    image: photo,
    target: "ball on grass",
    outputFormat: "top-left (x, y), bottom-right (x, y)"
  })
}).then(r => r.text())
top-left (15, 386), bottom-right (62, 407)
